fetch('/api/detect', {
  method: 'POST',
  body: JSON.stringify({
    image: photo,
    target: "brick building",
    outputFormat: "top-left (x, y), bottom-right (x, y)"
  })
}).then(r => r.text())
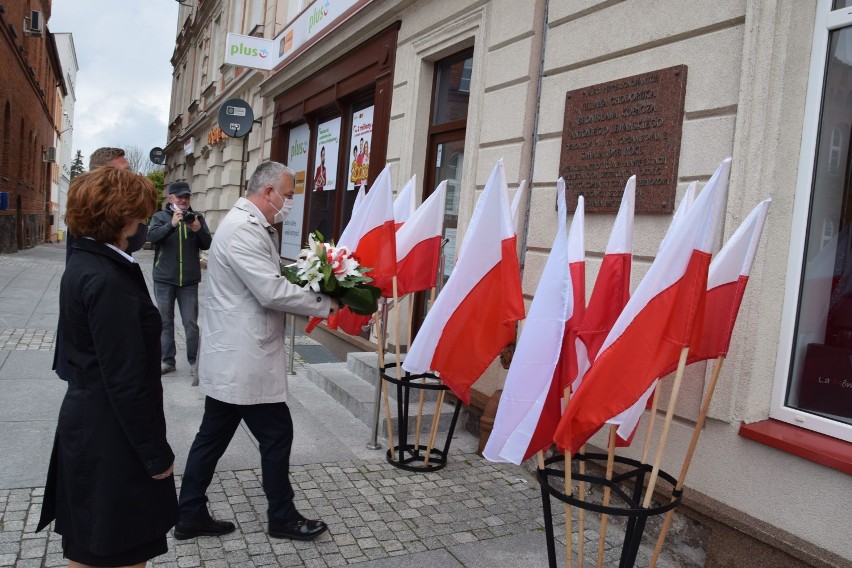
top-left (0, 0), bottom-right (65, 253)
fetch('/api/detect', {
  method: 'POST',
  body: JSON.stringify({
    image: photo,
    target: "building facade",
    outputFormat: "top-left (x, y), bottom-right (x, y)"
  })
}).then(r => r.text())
top-left (52, 32), bottom-right (77, 242)
top-left (164, 0), bottom-right (276, 229)
top-left (167, 1), bottom-right (851, 564)
top-left (0, 0), bottom-right (64, 253)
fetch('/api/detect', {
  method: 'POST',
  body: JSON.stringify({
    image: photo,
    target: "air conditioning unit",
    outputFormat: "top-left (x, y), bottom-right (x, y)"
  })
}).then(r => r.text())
top-left (42, 147), bottom-right (56, 163)
top-left (25, 10), bottom-right (43, 36)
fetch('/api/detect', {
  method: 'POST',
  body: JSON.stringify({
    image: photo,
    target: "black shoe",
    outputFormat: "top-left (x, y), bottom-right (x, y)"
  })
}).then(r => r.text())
top-left (268, 517), bottom-right (328, 541)
top-left (173, 511), bottom-right (235, 540)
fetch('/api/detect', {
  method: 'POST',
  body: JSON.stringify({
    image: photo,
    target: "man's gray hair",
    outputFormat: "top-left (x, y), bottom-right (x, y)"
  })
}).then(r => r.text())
top-left (246, 161), bottom-right (295, 196)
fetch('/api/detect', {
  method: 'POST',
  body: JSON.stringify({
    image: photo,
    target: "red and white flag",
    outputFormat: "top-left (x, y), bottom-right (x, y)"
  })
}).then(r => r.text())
top-left (483, 182), bottom-right (582, 463)
top-left (610, 198), bottom-right (771, 442)
top-left (402, 160), bottom-right (524, 404)
top-left (334, 165), bottom-right (397, 335)
top-left (337, 164), bottom-right (397, 296)
top-left (573, 176), bottom-right (635, 391)
top-left (395, 181), bottom-right (446, 296)
top-left (393, 175), bottom-right (417, 230)
top-left (554, 158), bottom-right (732, 455)
top-left (352, 185), bottom-right (366, 216)
top-left (511, 180), bottom-right (528, 235)
top-left (608, 180), bottom-right (695, 442)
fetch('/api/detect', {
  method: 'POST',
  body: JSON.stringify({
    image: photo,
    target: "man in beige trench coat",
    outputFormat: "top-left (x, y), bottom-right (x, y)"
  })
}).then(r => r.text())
top-left (175, 161), bottom-right (339, 541)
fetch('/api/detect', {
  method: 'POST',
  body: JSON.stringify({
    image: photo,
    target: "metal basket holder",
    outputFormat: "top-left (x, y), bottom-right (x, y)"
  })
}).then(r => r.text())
top-left (538, 452), bottom-right (683, 568)
top-left (380, 361), bottom-right (462, 472)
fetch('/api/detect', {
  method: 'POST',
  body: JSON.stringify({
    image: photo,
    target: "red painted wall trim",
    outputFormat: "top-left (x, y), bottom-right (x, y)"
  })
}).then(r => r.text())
top-left (738, 419), bottom-right (852, 476)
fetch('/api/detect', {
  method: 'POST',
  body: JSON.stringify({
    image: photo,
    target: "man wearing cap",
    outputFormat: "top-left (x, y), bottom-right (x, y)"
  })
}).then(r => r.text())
top-left (148, 181), bottom-right (212, 377)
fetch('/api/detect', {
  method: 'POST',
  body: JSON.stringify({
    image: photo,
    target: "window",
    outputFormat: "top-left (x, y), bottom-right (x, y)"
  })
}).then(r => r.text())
top-left (210, 16), bottom-right (223, 83)
top-left (246, 0), bottom-right (265, 33)
top-left (410, 48), bottom-right (474, 336)
top-left (230, 0), bottom-right (246, 33)
top-left (773, 0), bottom-right (852, 442)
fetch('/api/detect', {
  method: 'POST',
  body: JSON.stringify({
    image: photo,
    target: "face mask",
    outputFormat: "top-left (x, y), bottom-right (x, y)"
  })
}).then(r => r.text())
top-left (125, 223), bottom-right (148, 253)
top-left (272, 191), bottom-right (293, 224)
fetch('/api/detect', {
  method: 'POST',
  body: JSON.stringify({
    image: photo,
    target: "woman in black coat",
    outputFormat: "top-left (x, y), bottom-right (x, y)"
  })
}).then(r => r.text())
top-left (38, 167), bottom-right (179, 567)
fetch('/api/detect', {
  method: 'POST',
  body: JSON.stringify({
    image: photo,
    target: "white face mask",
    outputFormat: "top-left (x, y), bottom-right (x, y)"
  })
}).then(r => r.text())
top-left (272, 191), bottom-right (293, 224)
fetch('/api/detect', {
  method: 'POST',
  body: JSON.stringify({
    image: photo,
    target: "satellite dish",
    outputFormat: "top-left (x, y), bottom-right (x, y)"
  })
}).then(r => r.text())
top-left (149, 147), bottom-right (166, 165)
top-left (217, 99), bottom-right (254, 138)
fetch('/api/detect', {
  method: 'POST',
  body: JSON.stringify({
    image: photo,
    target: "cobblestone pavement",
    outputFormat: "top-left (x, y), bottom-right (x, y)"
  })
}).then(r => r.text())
top-left (2, 457), bottom-right (556, 568)
top-left (0, 245), bottom-right (684, 567)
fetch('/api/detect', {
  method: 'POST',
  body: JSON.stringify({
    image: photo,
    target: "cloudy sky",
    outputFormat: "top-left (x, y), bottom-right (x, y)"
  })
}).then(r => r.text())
top-left (48, 1), bottom-right (180, 168)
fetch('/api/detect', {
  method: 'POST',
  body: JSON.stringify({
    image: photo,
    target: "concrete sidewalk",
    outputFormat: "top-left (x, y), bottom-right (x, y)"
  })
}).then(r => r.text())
top-left (0, 244), bottom-right (678, 568)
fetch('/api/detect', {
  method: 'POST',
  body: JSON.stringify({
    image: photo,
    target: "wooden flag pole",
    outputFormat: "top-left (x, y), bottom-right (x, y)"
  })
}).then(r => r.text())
top-left (577, 443), bottom-right (586, 568)
top-left (642, 347), bottom-right (690, 509)
top-left (537, 450), bottom-right (546, 470)
top-left (392, 276), bottom-right (403, 382)
top-left (375, 309), bottom-right (396, 460)
top-left (595, 426), bottom-right (618, 568)
top-left (413, 288), bottom-right (435, 450)
top-left (641, 384), bottom-right (662, 464)
top-left (423, 390), bottom-right (445, 466)
top-left (649, 355), bottom-right (725, 568)
top-left (563, 387), bottom-right (574, 568)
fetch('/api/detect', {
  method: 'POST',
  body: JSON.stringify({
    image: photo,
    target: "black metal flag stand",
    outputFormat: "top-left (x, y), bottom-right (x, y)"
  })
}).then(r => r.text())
top-left (380, 361), bottom-right (462, 472)
top-left (537, 452), bottom-right (682, 568)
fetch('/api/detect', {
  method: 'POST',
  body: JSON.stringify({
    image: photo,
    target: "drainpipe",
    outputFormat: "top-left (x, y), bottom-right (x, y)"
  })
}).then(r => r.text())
top-left (518, 0), bottom-right (550, 271)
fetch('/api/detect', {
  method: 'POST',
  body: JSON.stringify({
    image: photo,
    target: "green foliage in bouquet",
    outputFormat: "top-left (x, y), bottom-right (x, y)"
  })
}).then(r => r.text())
top-left (281, 231), bottom-right (381, 315)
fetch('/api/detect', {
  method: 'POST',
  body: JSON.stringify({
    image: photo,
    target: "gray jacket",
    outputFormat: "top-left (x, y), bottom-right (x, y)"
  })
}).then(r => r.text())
top-left (148, 204), bottom-right (212, 286)
top-left (197, 198), bottom-right (332, 405)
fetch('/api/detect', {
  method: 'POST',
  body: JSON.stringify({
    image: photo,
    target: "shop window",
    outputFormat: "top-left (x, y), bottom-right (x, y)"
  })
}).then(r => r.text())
top-left (774, 1), bottom-right (852, 442)
top-left (306, 116), bottom-right (342, 239)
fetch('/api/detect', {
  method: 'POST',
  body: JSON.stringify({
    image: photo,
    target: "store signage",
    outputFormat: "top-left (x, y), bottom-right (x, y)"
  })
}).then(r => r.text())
top-left (281, 123), bottom-right (311, 260)
top-left (558, 65), bottom-right (687, 213)
top-left (225, 33), bottom-right (275, 71)
top-left (347, 106), bottom-right (373, 192)
top-left (207, 126), bottom-right (227, 146)
top-left (313, 117), bottom-right (341, 192)
top-left (183, 137), bottom-right (195, 156)
top-left (273, 0), bottom-right (372, 67)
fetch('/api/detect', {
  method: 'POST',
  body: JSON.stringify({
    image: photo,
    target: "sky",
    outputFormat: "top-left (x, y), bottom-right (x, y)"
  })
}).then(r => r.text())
top-left (48, 1), bottom-right (180, 168)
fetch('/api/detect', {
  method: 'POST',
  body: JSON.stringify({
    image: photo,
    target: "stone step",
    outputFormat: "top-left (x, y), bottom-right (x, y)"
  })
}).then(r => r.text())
top-left (305, 361), bottom-right (456, 436)
top-left (346, 351), bottom-right (440, 402)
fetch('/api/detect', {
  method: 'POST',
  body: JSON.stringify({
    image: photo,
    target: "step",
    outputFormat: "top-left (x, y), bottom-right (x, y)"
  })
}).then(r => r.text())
top-left (346, 351), bottom-right (440, 403)
top-left (304, 361), bottom-right (456, 436)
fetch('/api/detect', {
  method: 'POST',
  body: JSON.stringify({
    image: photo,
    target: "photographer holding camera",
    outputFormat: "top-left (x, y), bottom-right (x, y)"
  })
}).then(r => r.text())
top-left (148, 181), bottom-right (212, 379)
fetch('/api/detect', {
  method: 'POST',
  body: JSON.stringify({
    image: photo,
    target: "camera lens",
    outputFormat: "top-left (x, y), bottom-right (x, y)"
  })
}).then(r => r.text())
top-left (183, 212), bottom-right (196, 224)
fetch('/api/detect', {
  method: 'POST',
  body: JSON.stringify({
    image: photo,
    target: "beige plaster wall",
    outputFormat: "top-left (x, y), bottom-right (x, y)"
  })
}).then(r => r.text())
top-left (251, 0), bottom-right (848, 555)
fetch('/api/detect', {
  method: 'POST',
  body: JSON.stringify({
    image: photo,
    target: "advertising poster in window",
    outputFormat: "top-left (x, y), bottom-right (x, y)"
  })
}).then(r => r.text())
top-left (313, 117), bottom-right (341, 191)
top-left (280, 123), bottom-right (310, 260)
top-left (347, 106), bottom-right (374, 192)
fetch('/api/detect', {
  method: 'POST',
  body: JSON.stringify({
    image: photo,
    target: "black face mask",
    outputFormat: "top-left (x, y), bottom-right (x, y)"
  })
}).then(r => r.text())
top-left (125, 223), bottom-right (148, 253)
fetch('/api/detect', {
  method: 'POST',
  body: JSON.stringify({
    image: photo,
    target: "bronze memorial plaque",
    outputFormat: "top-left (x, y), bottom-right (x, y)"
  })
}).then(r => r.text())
top-left (559, 65), bottom-right (687, 213)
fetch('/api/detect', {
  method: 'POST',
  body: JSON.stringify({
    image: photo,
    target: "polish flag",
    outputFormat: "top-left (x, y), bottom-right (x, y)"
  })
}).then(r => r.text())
top-left (402, 160), bottom-right (525, 404)
top-left (607, 180), bottom-right (695, 443)
top-left (573, 176), bottom-right (635, 391)
top-left (352, 185), bottom-right (366, 216)
top-left (483, 182), bottom-right (583, 463)
top-left (610, 197), bottom-right (771, 443)
top-left (395, 181), bottom-right (446, 296)
top-left (393, 175), bottom-right (417, 230)
top-left (334, 165), bottom-right (397, 336)
top-left (511, 180), bottom-right (528, 234)
top-left (554, 158), bottom-right (732, 455)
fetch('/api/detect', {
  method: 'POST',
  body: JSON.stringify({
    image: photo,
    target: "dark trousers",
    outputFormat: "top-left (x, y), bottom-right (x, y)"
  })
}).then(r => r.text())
top-left (154, 281), bottom-right (199, 366)
top-left (178, 397), bottom-right (298, 524)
